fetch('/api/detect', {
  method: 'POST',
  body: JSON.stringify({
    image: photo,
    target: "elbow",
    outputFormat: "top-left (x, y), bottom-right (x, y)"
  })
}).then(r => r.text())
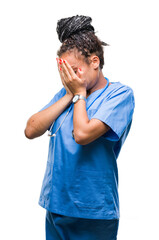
top-left (74, 130), bottom-right (87, 145)
top-left (24, 117), bottom-right (39, 139)
top-left (24, 126), bottom-right (35, 139)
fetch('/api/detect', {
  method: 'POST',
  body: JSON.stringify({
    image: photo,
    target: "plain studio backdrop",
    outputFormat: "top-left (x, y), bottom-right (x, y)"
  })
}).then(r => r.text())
top-left (0, 0), bottom-right (159, 239)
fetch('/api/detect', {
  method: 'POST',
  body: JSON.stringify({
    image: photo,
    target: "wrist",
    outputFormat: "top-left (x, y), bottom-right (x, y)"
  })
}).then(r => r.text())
top-left (65, 93), bottom-right (74, 102)
top-left (65, 92), bottom-right (73, 97)
top-left (74, 91), bottom-right (86, 98)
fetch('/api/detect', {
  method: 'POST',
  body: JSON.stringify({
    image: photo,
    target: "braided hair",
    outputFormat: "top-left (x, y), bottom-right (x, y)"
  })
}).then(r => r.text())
top-left (56, 15), bottom-right (109, 69)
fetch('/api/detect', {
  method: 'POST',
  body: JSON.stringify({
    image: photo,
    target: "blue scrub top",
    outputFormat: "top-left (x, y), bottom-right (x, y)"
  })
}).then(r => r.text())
top-left (38, 77), bottom-right (135, 220)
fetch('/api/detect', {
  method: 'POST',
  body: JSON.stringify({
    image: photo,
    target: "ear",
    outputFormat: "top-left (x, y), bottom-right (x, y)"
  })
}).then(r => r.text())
top-left (90, 55), bottom-right (100, 70)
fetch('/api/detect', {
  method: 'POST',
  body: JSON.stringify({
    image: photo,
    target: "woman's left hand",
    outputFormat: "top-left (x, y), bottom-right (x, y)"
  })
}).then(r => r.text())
top-left (57, 58), bottom-right (87, 96)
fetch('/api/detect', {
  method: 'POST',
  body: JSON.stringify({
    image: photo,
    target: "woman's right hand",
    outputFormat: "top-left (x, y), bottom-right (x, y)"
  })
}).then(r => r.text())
top-left (56, 58), bottom-right (74, 97)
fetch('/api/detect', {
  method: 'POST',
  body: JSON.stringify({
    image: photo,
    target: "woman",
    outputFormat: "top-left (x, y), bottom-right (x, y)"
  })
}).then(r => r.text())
top-left (24, 15), bottom-right (135, 240)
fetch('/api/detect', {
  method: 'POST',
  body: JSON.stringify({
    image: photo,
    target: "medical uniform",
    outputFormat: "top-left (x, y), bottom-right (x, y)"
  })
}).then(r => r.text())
top-left (38, 77), bottom-right (135, 239)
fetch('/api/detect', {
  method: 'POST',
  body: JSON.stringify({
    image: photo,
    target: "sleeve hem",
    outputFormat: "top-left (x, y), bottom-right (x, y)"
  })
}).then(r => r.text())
top-left (91, 116), bottom-right (120, 141)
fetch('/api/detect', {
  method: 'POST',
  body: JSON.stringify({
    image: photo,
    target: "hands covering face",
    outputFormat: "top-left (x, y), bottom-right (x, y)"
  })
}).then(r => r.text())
top-left (56, 58), bottom-right (87, 96)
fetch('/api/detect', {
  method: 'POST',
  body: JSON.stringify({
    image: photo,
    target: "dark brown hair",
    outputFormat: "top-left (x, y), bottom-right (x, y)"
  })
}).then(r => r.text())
top-left (56, 15), bottom-right (109, 69)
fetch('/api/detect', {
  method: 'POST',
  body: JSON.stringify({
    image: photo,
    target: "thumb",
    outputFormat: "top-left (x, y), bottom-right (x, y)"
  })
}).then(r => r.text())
top-left (77, 67), bottom-right (84, 77)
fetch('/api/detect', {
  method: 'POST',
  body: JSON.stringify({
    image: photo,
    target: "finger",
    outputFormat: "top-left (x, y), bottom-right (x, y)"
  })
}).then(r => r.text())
top-left (57, 58), bottom-right (64, 78)
top-left (63, 59), bottom-right (77, 80)
top-left (77, 67), bottom-right (84, 77)
top-left (60, 60), bottom-right (72, 81)
top-left (56, 58), bottom-right (65, 85)
top-left (56, 58), bottom-right (60, 71)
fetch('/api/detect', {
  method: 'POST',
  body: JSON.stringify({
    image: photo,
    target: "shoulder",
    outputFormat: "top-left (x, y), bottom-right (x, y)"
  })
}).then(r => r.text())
top-left (109, 81), bottom-right (134, 94)
top-left (100, 79), bottom-right (135, 111)
top-left (106, 81), bottom-right (134, 101)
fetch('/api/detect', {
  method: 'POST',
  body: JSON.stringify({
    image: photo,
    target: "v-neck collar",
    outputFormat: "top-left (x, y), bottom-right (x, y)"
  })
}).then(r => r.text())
top-left (86, 77), bottom-right (110, 100)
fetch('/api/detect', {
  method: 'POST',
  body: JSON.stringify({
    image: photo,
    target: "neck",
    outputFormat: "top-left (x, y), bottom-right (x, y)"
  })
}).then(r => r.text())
top-left (86, 71), bottom-right (109, 98)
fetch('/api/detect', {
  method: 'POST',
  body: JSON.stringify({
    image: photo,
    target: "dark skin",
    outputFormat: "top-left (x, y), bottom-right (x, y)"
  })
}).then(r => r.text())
top-left (56, 49), bottom-right (111, 145)
top-left (24, 49), bottom-right (111, 143)
top-left (57, 49), bottom-right (111, 98)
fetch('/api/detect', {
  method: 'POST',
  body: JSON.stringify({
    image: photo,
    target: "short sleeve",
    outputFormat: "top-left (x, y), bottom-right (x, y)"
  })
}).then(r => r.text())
top-left (91, 86), bottom-right (135, 141)
top-left (39, 87), bottom-right (66, 112)
top-left (38, 87), bottom-right (66, 131)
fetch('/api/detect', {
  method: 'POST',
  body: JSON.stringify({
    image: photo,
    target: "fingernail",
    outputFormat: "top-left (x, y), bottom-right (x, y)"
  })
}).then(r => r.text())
top-left (79, 68), bottom-right (82, 71)
top-left (63, 60), bottom-right (65, 63)
top-left (59, 67), bottom-right (62, 71)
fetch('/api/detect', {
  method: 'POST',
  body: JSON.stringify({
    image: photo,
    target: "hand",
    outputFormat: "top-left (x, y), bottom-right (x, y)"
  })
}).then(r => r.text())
top-left (56, 58), bottom-right (74, 97)
top-left (57, 58), bottom-right (87, 97)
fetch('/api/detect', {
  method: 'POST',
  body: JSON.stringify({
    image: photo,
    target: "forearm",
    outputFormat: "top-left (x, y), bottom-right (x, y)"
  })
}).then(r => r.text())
top-left (73, 94), bottom-right (90, 142)
top-left (25, 93), bottom-right (73, 139)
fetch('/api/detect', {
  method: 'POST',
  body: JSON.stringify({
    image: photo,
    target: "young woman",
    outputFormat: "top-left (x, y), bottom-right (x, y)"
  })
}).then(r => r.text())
top-left (24, 15), bottom-right (135, 240)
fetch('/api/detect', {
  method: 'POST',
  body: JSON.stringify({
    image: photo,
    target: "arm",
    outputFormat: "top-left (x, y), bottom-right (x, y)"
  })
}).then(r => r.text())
top-left (73, 92), bottom-right (110, 145)
top-left (57, 59), bottom-right (110, 145)
top-left (24, 93), bottom-right (73, 139)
